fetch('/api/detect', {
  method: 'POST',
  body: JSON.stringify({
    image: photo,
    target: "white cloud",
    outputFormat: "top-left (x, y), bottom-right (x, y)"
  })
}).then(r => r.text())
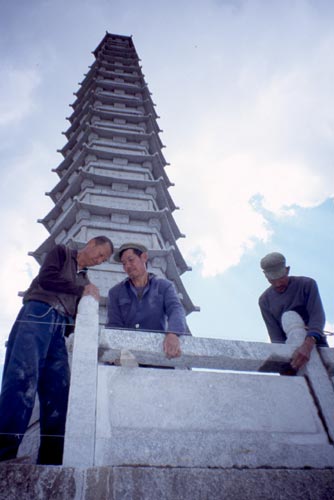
top-left (0, 143), bottom-right (55, 362)
top-left (0, 66), bottom-right (41, 126)
top-left (0, 0), bottom-right (333, 349)
top-left (171, 23), bottom-right (334, 277)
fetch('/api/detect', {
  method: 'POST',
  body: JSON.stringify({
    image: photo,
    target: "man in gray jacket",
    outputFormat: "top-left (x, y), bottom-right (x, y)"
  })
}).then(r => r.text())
top-left (259, 252), bottom-right (327, 372)
top-left (0, 236), bottom-right (113, 464)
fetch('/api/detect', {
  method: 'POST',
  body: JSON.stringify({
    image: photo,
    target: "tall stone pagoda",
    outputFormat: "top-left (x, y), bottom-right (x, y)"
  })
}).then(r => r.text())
top-left (2, 33), bottom-right (334, 500)
top-left (32, 32), bottom-right (196, 324)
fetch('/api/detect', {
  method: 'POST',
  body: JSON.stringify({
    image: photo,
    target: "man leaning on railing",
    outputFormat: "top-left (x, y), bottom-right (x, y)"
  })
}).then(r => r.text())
top-left (107, 243), bottom-right (190, 360)
top-left (259, 251), bottom-right (328, 374)
top-left (0, 236), bottom-right (113, 465)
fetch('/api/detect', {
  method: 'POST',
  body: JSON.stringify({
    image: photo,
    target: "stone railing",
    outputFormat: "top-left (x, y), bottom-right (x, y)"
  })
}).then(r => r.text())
top-left (62, 296), bottom-right (334, 469)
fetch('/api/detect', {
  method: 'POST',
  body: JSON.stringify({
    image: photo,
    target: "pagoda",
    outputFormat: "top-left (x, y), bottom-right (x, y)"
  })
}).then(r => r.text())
top-left (32, 32), bottom-right (197, 324)
top-left (1, 32), bottom-right (334, 500)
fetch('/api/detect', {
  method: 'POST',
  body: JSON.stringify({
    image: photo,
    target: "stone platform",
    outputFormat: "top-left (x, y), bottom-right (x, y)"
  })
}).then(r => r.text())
top-left (0, 465), bottom-right (333, 500)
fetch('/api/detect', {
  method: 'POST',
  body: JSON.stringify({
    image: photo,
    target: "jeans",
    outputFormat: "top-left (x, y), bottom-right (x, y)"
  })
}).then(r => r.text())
top-left (0, 301), bottom-right (71, 464)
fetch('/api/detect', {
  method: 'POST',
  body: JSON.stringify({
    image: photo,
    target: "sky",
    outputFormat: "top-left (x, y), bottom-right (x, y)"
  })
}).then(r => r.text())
top-left (0, 0), bottom-right (333, 365)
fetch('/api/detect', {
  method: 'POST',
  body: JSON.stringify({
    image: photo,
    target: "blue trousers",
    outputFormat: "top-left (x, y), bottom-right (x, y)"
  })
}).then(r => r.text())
top-left (0, 301), bottom-right (71, 464)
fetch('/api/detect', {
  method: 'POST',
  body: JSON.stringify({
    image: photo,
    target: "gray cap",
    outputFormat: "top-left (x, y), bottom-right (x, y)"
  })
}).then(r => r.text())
top-left (114, 242), bottom-right (148, 262)
top-left (260, 252), bottom-right (287, 280)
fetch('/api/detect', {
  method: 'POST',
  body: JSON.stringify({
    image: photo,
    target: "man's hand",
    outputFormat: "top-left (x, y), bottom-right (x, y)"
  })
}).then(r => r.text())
top-left (163, 333), bottom-right (181, 359)
top-left (291, 336), bottom-right (316, 371)
top-left (82, 283), bottom-right (100, 301)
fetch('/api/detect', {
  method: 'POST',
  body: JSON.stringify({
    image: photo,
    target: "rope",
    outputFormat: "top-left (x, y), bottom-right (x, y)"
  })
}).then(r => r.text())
top-left (0, 431), bottom-right (65, 438)
top-left (9, 319), bottom-right (334, 336)
top-left (0, 319), bottom-right (332, 346)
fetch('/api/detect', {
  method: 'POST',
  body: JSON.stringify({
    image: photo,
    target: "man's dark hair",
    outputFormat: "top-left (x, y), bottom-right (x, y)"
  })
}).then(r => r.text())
top-left (119, 247), bottom-right (142, 261)
top-left (92, 236), bottom-right (114, 253)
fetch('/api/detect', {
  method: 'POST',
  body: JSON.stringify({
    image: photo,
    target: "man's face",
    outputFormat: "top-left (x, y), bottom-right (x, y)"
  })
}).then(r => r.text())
top-left (268, 268), bottom-right (290, 293)
top-left (121, 249), bottom-right (147, 280)
top-left (83, 242), bottom-right (112, 267)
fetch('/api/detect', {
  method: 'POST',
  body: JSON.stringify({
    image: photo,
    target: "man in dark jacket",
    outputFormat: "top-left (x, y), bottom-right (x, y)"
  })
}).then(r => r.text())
top-left (107, 243), bottom-right (188, 359)
top-left (259, 252), bottom-right (327, 372)
top-left (0, 236), bottom-right (113, 465)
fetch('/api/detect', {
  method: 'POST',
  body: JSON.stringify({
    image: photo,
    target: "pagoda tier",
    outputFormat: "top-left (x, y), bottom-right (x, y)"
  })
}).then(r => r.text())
top-left (33, 32), bottom-right (197, 323)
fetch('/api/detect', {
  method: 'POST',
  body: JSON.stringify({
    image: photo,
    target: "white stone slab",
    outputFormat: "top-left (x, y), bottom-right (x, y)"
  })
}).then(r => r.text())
top-left (95, 366), bottom-right (334, 468)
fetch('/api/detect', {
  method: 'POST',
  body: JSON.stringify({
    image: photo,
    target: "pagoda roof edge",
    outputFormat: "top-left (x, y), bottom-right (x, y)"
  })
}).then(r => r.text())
top-left (93, 33), bottom-right (134, 58)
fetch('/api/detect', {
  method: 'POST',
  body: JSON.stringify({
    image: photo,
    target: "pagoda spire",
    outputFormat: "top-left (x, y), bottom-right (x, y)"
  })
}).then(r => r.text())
top-left (32, 32), bottom-right (197, 323)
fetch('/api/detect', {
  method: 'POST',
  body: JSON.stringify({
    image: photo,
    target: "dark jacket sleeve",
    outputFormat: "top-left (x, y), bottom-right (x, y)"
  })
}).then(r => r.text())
top-left (107, 284), bottom-right (125, 328)
top-left (163, 281), bottom-right (188, 335)
top-left (38, 245), bottom-right (84, 296)
top-left (258, 294), bottom-right (285, 343)
top-left (304, 278), bottom-right (326, 336)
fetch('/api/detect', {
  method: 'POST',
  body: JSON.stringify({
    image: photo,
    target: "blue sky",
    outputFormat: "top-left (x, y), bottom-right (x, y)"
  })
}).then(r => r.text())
top-left (0, 0), bottom-right (333, 363)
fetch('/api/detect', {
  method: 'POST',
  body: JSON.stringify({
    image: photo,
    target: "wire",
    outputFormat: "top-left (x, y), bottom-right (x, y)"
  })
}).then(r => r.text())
top-left (0, 431), bottom-right (65, 438)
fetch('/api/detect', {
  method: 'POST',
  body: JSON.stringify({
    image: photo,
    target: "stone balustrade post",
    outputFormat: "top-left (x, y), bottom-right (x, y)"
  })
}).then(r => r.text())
top-left (305, 347), bottom-right (334, 442)
top-left (63, 295), bottom-right (99, 467)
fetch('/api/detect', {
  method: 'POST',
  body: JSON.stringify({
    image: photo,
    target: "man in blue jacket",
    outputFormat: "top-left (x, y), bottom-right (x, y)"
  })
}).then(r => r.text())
top-left (107, 243), bottom-right (188, 359)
